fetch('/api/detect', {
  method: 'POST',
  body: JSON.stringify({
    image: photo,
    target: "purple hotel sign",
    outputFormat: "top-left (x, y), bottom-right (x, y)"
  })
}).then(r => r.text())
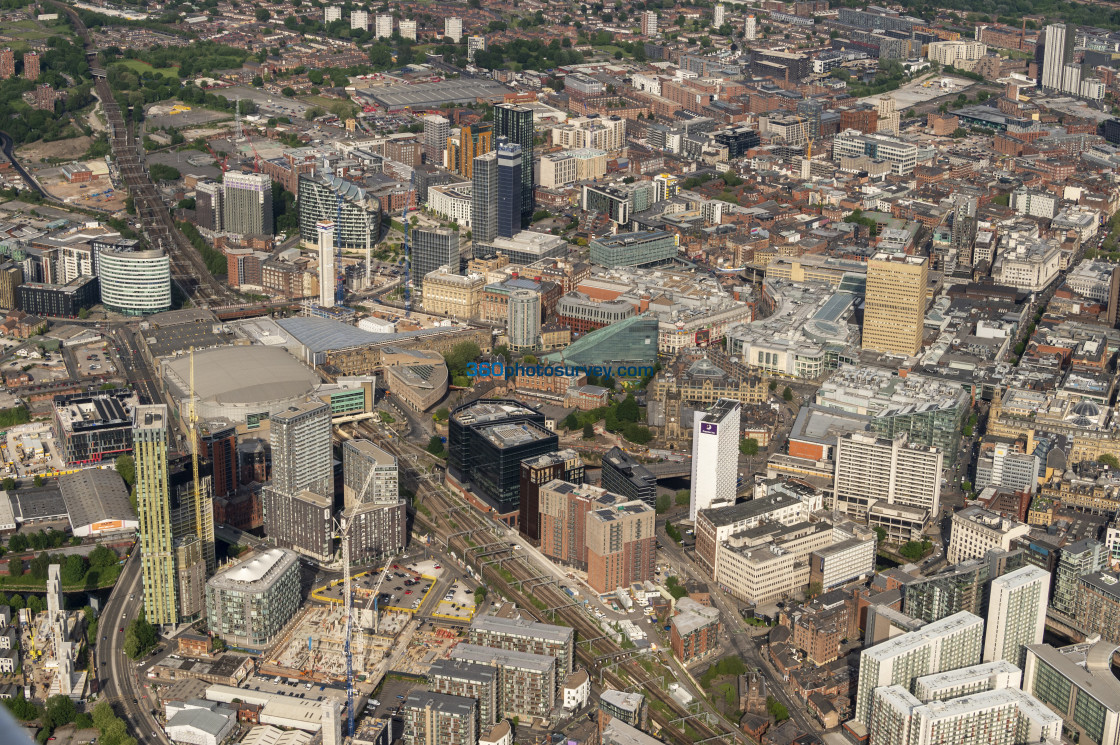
top-left (700, 422), bottom-right (718, 435)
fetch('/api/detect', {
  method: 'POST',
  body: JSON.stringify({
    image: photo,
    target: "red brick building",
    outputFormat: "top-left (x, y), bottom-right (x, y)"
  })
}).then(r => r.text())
top-left (669, 597), bottom-right (721, 662)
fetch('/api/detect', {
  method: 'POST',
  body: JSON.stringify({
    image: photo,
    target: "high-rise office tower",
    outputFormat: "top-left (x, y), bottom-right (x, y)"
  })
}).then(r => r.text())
top-left (983, 565), bottom-right (1049, 669)
top-left (689, 399), bottom-right (741, 522)
top-left (423, 114), bottom-right (450, 166)
top-left (833, 432), bottom-right (943, 523)
top-left (1042, 23), bottom-right (1074, 91)
top-left (445, 17), bottom-right (463, 42)
top-left (494, 104), bottom-right (535, 224)
top-left (863, 252), bottom-right (928, 357)
top-left (507, 289), bottom-right (540, 352)
top-left (317, 220), bottom-right (336, 308)
top-left (412, 227), bottom-right (459, 296)
top-left (270, 400), bottom-right (333, 498)
top-left (135, 405), bottom-right (178, 627)
top-left (448, 123), bottom-right (493, 178)
top-left (496, 139), bottom-right (523, 239)
top-left (642, 10), bottom-right (658, 36)
top-left (23, 51), bottom-right (38, 81)
top-left (471, 151), bottom-right (499, 245)
top-left (223, 172), bottom-right (274, 236)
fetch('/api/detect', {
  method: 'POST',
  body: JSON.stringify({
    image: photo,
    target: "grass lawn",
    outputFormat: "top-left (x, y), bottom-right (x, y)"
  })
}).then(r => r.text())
top-left (118, 59), bottom-right (181, 78)
top-left (0, 563), bottom-right (122, 592)
top-left (298, 95), bottom-right (343, 110)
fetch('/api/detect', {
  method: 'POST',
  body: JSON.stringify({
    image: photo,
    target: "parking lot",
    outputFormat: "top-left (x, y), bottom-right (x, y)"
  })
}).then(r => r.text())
top-left (314, 562), bottom-right (438, 615)
top-left (211, 86), bottom-right (314, 121)
top-left (433, 579), bottom-right (475, 621)
top-left (73, 342), bottom-right (114, 378)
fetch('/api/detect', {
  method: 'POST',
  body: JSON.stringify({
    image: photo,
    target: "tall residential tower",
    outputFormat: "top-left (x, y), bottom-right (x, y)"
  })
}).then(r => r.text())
top-left (135, 405), bottom-right (177, 627)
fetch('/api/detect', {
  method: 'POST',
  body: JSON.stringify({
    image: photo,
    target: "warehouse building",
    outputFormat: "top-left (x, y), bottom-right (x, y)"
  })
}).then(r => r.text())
top-left (58, 468), bottom-right (137, 537)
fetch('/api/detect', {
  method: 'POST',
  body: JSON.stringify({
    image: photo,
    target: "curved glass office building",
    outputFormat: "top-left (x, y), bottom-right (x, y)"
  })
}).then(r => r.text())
top-left (297, 173), bottom-right (382, 251)
top-left (98, 247), bottom-right (171, 315)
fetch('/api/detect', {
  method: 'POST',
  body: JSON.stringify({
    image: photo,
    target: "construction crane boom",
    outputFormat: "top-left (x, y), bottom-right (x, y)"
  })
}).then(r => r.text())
top-left (338, 442), bottom-right (400, 737)
top-left (188, 348), bottom-right (203, 564)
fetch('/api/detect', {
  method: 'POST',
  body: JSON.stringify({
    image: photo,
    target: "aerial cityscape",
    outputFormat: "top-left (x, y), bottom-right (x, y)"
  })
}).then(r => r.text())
top-left (2, 1), bottom-right (1120, 745)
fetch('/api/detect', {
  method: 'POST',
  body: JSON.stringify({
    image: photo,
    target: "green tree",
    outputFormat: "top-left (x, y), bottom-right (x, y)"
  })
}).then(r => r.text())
top-left (1, 477), bottom-right (14, 491)
top-left (62, 553), bottom-right (87, 584)
top-left (768, 380), bottom-right (776, 392)
top-left (44, 695), bottom-right (76, 729)
top-left (582, 422), bottom-right (595, 440)
top-left (27, 595), bottom-right (43, 615)
top-left (8, 558), bottom-right (21, 577)
top-left (655, 493), bottom-right (671, 514)
top-left (675, 489), bottom-right (690, 506)
top-left (1100, 454), bottom-right (1120, 469)
top-left (3, 692), bottom-right (40, 721)
top-left (617, 393), bottom-right (639, 423)
top-left (89, 544), bottom-right (118, 568)
top-left (873, 526), bottom-right (887, 544)
top-left (739, 438), bottom-right (759, 456)
top-left (148, 164), bottom-right (180, 182)
top-left (426, 436), bottom-right (446, 457)
top-left (115, 454), bottom-right (135, 487)
top-left (32, 475), bottom-right (44, 487)
top-left (782, 386), bottom-right (794, 402)
top-left (125, 608), bottom-right (157, 660)
top-left (255, 7), bottom-right (270, 21)
top-left (766, 696), bottom-right (789, 722)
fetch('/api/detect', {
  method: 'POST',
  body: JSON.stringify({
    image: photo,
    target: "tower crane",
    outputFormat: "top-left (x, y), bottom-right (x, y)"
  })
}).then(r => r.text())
top-left (188, 348), bottom-right (203, 556)
top-left (402, 206), bottom-right (411, 317)
top-left (337, 449), bottom-right (400, 736)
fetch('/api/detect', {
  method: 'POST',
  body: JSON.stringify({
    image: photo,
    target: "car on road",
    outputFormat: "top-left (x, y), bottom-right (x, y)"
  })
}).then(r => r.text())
top-left (119, 627), bottom-right (124, 632)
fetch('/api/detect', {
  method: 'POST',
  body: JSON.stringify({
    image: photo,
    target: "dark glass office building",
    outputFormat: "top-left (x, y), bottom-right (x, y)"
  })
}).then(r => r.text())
top-left (600, 446), bottom-right (657, 507)
top-left (494, 104), bottom-right (534, 224)
top-left (448, 399), bottom-right (557, 517)
top-left (496, 140), bottom-right (523, 239)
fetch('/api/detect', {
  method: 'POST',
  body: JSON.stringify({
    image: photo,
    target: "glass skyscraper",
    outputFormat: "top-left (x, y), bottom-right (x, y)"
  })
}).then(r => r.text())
top-left (496, 140), bottom-right (523, 240)
top-left (494, 104), bottom-right (534, 224)
top-left (471, 152), bottom-right (499, 245)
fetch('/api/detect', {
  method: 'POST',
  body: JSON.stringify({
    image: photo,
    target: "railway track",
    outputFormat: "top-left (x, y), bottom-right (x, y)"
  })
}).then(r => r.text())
top-left (56, 0), bottom-right (240, 309)
top-left (348, 422), bottom-right (742, 745)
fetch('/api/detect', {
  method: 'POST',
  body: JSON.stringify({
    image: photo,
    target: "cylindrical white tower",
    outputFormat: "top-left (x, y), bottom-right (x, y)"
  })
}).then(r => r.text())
top-left (318, 220), bottom-right (336, 308)
top-left (507, 289), bottom-right (541, 352)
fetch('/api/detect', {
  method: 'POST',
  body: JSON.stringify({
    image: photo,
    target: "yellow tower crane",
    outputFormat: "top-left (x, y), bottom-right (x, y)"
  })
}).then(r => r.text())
top-left (188, 348), bottom-right (203, 550)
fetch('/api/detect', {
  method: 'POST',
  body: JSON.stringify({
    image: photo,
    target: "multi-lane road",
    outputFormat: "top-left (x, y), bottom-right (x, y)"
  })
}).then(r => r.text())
top-left (95, 552), bottom-right (171, 745)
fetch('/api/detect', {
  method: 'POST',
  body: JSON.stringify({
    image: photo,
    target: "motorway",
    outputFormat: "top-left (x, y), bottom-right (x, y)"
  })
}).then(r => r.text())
top-left (95, 551), bottom-right (172, 745)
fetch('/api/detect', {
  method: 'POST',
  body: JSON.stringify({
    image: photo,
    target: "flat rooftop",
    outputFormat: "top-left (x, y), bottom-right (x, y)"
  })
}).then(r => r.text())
top-left (451, 642), bottom-right (556, 673)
